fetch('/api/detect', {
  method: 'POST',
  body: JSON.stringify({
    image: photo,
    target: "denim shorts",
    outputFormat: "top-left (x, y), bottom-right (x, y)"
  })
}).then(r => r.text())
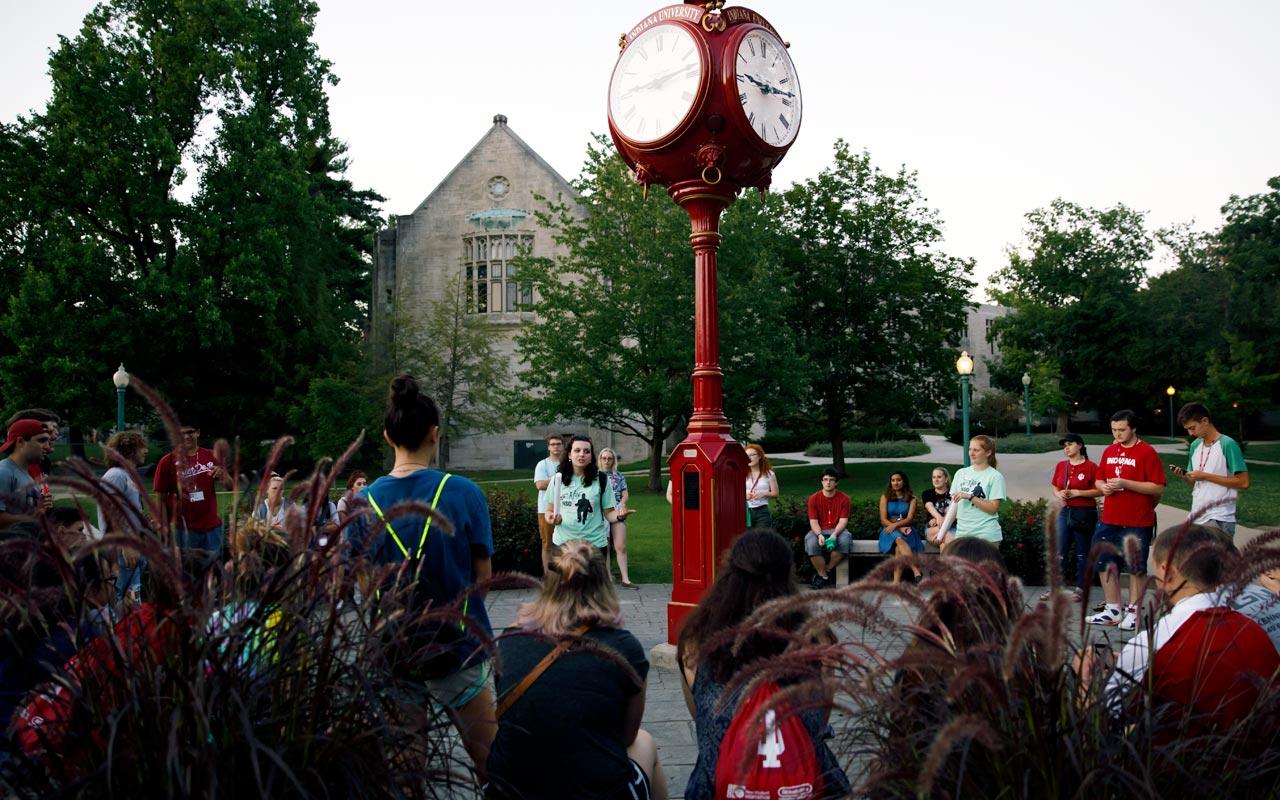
top-left (1092, 522), bottom-right (1154, 575)
top-left (424, 658), bottom-right (492, 710)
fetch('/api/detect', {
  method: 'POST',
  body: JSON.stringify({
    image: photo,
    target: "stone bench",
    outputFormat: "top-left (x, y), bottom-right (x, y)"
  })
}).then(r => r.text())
top-left (832, 537), bottom-right (943, 584)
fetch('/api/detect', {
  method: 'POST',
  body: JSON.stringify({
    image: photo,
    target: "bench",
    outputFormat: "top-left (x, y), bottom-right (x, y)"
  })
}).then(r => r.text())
top-left (833, 538), bottom-right (943, 585)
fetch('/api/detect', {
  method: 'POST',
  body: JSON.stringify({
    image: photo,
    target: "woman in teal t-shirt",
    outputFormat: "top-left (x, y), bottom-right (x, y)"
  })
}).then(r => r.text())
top-left (544, 435), bottom-right (621, 553)
top-left (950, 435), bottom-right (1006, 543)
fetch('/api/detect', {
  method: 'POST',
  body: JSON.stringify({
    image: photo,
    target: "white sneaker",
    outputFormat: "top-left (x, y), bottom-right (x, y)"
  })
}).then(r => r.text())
top-left (1087, 605), bottom-right (1123, 626)
top-left (1119, 605), bottom-right (1139, 631)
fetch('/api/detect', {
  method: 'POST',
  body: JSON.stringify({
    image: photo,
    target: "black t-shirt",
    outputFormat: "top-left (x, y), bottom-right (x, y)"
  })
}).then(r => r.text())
top-left (487, 627), bottom-right (649, 800)
top-left (922, 488), bottom-right (952, 518)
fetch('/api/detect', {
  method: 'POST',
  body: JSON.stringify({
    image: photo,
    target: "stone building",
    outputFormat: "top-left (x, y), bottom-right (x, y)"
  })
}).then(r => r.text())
top-left (371, 114), bottom-right (648, 470)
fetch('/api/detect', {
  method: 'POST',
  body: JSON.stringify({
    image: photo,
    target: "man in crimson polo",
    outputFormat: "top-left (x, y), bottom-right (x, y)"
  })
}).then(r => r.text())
top-left (153, 423), bottom-right (228, 553)
top-left (1087, 409), bottom-right (1165, 631)
top-left (805, 468), bottom-right (852, 589)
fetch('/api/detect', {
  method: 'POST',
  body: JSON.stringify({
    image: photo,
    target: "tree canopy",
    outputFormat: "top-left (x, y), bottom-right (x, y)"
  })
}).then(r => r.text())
top-left (0, 0), bottom-right (381, 440)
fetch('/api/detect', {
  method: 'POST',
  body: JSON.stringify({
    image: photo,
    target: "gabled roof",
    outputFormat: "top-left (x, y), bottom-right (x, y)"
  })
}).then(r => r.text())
top-left (412, 114), bottom-right (577, 213)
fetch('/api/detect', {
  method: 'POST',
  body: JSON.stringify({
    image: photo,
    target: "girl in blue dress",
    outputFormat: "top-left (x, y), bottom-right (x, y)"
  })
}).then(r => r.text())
top-left (878, 470), bottom-right (923, 584)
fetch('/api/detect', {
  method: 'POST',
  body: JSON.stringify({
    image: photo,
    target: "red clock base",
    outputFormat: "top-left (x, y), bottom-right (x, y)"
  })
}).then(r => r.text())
top-left (667, 430), bottom-right (747, 643)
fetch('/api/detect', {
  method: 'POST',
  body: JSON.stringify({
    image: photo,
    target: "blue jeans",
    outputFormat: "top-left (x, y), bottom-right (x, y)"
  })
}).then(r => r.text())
top-left (117, 553), bottom-right (146, 601)
top-left (176, 524), bottom-right (224, 554)
top-left (1057, 506), bottom-right (1097, 588)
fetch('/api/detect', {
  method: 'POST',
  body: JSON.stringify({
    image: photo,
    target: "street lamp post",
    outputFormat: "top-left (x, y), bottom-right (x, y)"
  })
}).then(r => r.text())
top-left (1022, 371), bottom-right (1032, 436)
top-left (957, 351), bottom-right (974, 467)
top-left (113, 363), bottom-right (130, 432)
top-left (1166, 385), bottom-right (1176, 438)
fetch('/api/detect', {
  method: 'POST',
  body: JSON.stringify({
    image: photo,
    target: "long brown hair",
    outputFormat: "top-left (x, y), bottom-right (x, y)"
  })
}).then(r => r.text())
top-left (678, 529), bottom-right (800, 683)
top-left (883, 470), bottom-right (914, 502)
top-left (515, 540), bottom-right (622, 635)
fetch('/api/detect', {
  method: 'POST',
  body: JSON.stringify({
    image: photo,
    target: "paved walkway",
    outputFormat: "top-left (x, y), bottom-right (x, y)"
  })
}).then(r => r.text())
top-left (485, 580), bottom-right (1132, 799)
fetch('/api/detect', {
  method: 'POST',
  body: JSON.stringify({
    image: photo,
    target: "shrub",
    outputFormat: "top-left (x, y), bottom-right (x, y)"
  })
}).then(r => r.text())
top-left (0, 384), bottom-right (485, 797)
top-left (803, 440), bottom-right (929, 458)
top-left (991, 433), bottom-right (1066, 454)
top-left (486, 488), bottom-right (541, 573)
top-left (998, 498), bottom-right (1049, 584)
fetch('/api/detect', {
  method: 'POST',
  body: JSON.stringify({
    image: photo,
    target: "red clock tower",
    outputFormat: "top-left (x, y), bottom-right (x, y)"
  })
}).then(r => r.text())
top-left (606, 1), bottom-right (802, 643)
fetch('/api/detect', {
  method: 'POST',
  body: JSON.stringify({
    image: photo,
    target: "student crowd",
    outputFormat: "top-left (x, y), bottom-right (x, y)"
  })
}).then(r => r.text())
top-left (1, 385), bottom-right (1277, 798)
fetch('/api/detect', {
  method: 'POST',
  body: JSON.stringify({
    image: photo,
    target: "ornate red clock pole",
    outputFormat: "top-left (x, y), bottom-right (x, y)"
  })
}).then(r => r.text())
top-left (607, 1), bottom-right (802, 644)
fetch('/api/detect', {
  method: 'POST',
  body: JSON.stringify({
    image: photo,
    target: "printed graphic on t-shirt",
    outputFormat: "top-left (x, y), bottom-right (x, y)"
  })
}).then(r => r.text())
top-left (575, 495), bottom-right (592, 523)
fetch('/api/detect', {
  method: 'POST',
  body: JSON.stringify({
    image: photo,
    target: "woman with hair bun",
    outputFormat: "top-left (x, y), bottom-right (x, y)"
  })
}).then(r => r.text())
top-left (345, 374), bottom-right (497, 780)
top-left (486, 541), bottom-right (666, 799)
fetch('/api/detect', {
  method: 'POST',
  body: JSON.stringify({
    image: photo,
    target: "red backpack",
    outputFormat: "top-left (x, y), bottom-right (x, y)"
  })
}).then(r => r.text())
top-left (715, 680), bottom-right (823, 800)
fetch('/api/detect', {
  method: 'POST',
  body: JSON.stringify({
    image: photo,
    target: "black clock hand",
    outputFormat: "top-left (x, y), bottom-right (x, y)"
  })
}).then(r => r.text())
top-left (740, 73), bottom-right (772, 93)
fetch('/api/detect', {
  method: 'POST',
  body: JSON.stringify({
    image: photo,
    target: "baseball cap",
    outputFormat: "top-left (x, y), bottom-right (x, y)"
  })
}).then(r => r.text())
top-left (1058, 433), bottom-right (1085, 447)
top-left (0, 419), bottom-right (46, 453)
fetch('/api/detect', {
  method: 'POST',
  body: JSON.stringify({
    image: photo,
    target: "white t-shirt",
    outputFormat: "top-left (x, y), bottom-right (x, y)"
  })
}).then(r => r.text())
top-left (1187, 434), bottom-right (1248, 524)
top-left (745, 470), bottom-right (775, 509)
top-left (534, 457), bottom-right (559, 512)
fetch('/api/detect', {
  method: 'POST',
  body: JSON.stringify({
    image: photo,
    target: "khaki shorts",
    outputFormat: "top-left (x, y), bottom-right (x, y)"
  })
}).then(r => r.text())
top-left (537, 514), bottom-right (554, 549)
top-left (424, 659), bottom-right (492, 711)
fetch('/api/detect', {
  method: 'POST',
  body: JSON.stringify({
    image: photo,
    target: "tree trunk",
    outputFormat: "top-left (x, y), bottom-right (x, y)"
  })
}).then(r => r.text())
top-left (1055, 412), bottom-right (1069, 435)
top-left (69, 424), bottom-right (87, 460)
top-left (826, 404), bottom-right (846, 479)
top-left (648, 436), bottom-right (664, 493)
top-left (648, 403), bottom-right (665, 492)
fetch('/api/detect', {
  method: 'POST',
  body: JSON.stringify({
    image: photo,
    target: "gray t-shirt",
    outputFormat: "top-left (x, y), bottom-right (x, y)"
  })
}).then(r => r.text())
top-left (0, 458), bottom-right (39, 515)
top-left (1216, 583), bottom-right (1280, 656)
top-left (98, 465), bottom-right (146, 532)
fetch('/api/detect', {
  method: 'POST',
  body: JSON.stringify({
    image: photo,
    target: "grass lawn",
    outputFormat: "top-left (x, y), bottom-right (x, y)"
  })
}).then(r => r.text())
top-left (579, 460), bottom-right (960, 583)
top-left (1157, 453), bottom-right (1280, 530)
top-left (1245, 443), bottom-right (1280, 463)
top-left (991, 433), bottom-right (1182, 454)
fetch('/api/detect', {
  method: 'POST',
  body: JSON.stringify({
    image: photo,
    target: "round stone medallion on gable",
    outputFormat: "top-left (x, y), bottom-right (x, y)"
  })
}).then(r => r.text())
top-left (487, 175), bottom-right (510, 202)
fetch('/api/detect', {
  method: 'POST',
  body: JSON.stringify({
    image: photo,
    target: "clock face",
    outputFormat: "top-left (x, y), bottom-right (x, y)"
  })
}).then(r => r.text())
top-left (733, 28), bottom-right (802, 148)
top-left (608, 23), bottom-right (706, 145)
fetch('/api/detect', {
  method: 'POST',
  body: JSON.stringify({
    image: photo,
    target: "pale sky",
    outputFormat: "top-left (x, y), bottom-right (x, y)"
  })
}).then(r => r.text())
top-left (4, 1), bottom-right (1278, 298)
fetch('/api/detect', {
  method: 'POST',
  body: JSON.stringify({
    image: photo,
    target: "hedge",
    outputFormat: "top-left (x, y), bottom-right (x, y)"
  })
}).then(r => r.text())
top-left (803, 440), bottom-right (929, 459)
top-left (768, 496), bottom-right (1050, 583)
top-left (485, 485), bottom-right (1051, 585)
top-left (486, 489), bottom-right (542, 574)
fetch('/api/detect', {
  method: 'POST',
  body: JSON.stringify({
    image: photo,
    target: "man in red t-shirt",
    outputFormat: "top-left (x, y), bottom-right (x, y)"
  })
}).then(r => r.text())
top-left (153, 423), bottom-right (227, 553)
top-left (806, 468), bottom-right (852, 589)
top-left (1087, 410), bottom-right (1166, 631)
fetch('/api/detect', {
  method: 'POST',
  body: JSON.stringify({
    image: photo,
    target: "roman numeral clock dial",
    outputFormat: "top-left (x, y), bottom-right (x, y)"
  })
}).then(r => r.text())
top-left (733, 28), bottom-right (802, 148)
top-left (608, 23), bottom-right (708, 146)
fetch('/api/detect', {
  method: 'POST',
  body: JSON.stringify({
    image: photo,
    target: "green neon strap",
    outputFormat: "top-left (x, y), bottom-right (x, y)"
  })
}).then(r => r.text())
top-left (366, 473), bottom-right (452, 559)
top-left (368, 474), bottom-right (468, 632)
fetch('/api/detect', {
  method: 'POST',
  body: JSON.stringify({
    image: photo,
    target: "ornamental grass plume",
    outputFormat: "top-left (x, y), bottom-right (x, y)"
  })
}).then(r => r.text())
top-left (0, 383), bottom-right (497, 798)
top-left (711, 516), bottom-right (1280, 799)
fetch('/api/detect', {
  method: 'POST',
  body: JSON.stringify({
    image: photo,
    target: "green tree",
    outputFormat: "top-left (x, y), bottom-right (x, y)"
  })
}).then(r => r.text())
top-left (1184, 334), bottom-right (1279, 441)
top-left (510, 138), bottom-right (801, 491)
top-left (990, 199), bottom-right (1153, 417)
top-left (776, 141), bottom-right (974, 475)
top-left (391, 275), bottom-right (508, 470)
top-left (1218, 176), bottom-right (1280, 403)
top-left (0, 0), bottom-right (381, 442)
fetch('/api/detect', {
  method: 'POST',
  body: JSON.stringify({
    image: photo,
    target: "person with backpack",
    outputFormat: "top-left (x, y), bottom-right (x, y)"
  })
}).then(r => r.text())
top-left (544, 435), bottom-right (623, 559)
top-left (344, 374), bottom-right (497, 781)
top-left (485, 540), bottom-right (666, 799)
top-left (677, 529), bottom-right (849, 800)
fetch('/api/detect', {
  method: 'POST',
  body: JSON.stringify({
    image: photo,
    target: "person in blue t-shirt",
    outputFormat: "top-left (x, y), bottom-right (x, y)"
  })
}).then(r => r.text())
top-left (345, 373), bottom-right (496, 781)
